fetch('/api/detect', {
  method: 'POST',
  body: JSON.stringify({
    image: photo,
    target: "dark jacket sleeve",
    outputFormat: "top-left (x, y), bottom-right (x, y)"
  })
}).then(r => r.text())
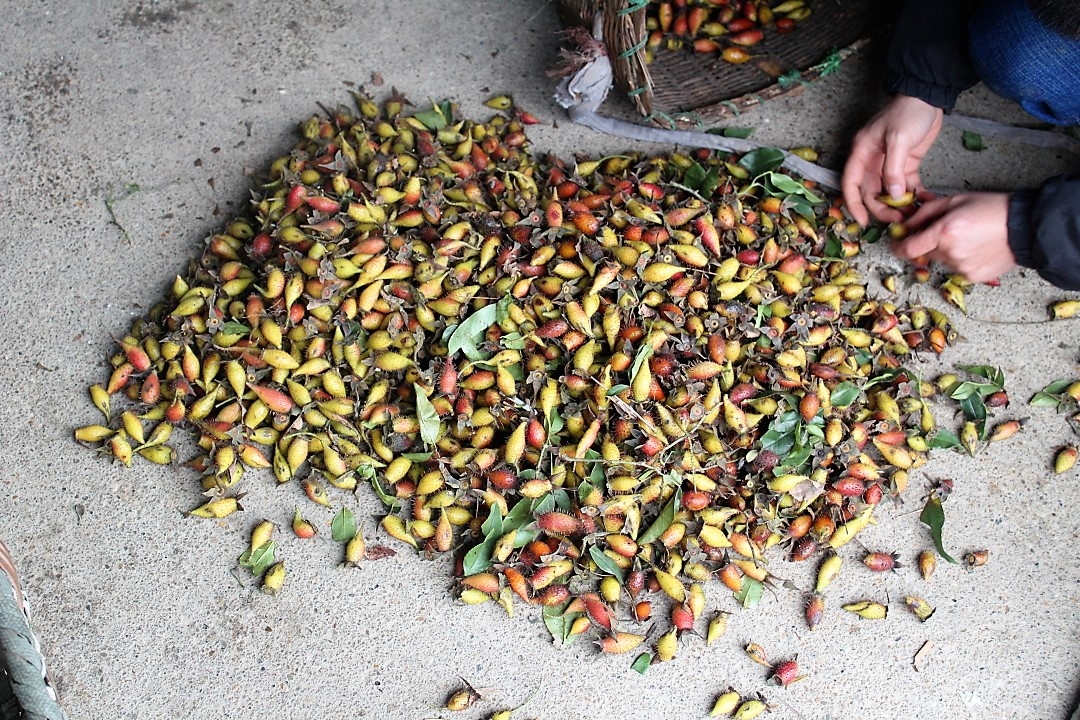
top-left (1008, 176), bottom-right (1080, 290)
top-left (884, 0), bottom-right (982, 111)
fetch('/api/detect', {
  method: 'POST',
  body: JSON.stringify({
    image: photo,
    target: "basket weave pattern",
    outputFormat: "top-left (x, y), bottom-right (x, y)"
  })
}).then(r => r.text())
top-left (556, 0), bottom-right (873, 123)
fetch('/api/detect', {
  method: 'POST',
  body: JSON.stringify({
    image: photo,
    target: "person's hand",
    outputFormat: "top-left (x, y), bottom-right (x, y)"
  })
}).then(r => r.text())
top-left (841, 95), bottom-right (944, 226)
top-left (892, 191), bottom-right (1015, 284)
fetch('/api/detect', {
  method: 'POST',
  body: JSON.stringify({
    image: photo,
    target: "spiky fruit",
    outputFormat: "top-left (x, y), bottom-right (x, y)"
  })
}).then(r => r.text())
top-left (536, 511), bottom-right (581, 536)
top-left (804, 593), bottom-right (825, 630)
top-left (770, 659), bottom-right (805, 687)
top-left (917, 550), bottom-right (937, 581)
top-left (862, 551), bottom-right (900, 572)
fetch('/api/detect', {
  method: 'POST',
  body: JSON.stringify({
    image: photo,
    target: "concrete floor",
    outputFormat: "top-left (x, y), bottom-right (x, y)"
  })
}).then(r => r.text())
top-left (1, 1), bottom-right (1078, 719)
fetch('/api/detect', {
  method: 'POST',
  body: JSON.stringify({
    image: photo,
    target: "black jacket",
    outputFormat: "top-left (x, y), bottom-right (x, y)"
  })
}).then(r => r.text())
top-left (885, 0), bottom-right (1080, 290)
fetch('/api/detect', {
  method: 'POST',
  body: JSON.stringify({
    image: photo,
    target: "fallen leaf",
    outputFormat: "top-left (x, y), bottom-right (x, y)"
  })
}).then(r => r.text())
top-left (913, 640), bottom-right (935, 671)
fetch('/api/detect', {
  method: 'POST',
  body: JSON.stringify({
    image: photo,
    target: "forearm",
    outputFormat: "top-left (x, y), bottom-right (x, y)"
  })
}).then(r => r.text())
top-left (885, 0), bottom-right (982, 111)
top-left (1008, 176), bottom-right (1080, 290)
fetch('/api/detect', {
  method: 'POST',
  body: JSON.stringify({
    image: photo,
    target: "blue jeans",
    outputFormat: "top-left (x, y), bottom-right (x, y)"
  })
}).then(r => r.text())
top-left (969, 0), bottom-right (1080, 125)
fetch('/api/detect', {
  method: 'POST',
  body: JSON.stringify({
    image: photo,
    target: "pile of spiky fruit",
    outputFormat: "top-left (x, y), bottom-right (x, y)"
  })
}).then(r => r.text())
top-left (644, 0), bottom-right (812, 65)
top-left (76, 91), bottom-right (956, 666)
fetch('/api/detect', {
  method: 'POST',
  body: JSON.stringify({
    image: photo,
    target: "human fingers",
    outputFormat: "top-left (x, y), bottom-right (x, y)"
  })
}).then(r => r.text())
top-left (841, 140), bottom-right (878, 226)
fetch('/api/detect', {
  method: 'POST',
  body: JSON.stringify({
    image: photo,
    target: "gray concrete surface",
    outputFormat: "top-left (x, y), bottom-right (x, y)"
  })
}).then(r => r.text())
top-left (1, 1), bottom-right (1078, 719)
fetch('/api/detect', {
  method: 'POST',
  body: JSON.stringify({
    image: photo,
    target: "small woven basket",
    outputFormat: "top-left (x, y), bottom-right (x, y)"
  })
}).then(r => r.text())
top-left (554, 0), bottom-right (874, 125)
top-left (0, 540), bottom-right (68, 720)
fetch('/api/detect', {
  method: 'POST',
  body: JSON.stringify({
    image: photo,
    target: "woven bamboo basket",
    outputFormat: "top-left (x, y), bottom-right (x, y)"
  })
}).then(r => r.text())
top-left (1, 540), bottom-right (68, 720)
top-left (554, 0), bottom-right (875, 125)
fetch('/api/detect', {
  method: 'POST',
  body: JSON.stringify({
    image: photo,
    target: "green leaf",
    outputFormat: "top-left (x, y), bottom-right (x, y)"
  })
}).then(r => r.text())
top-left (331, 507), bottom-right (357, 542)
top-left (925, 428), bottom-right (962, 450)
top-left (503, 497), bottom-right (535, 533)
top-left (220, 321), bottom-right (250, 335)
top-left (785, 195), bottom-right (817, 222)
top-left (462, 537), bottom-right (495, 576)
top-left (699, 166), bottom-right (720, 199)
top-left (546, 407), bottom-right (565, 436)
top-left (370, 476), bottom-right (399, 510)
top-left (760, 410), bottom-right (800, 456)
top-left (500, 332), bottom-right (526, 350)
top-left (413, 383), bottom-right (440, 446)
top-left (957, 364), bottom-right (1004, 388)
top-left (628, 344), bottom-right (654, 390)
top-left (238, 540), bottom-right (277, 576)
top-left (958, 393), bottom-right (987, 425)
top-left (830, 381), bottom-right (861, 408)
top-left (683, 162), bottom-right (707, 191)
top-left (481, 501), bottom-right (504, 537)
top-left (630, 653), bottom-right (652, 674)
top-left (722, 126), bottom-right (755, 139)
top-left (862, 226), bottom-right (883, 244)
top-left (779, 445), bottom-right (814, 473)
top-left (533, 492), bottom-right (556, 515)
top-left (402, 451), bottom-right (433, 462)
top-left (495, 293), bottom-right (513, 324)
top-left (589, 546), bottom-right (625, 583)
top-left (1030, 379), bottom-right (1076, 409)
top-left (962, 131), bottom-right (985, 151)
top-left (587, 450), bottom-right (605, 486)
top-left (637, 489), bottom-right (681, 545)
top-left (763, 172), bottom-right (822, 204)
top-left (823, 233), bottom-right (844, 259)
top-left (447, 304), bottom-right (497, 361)
top-left (733, 577), bottom-right (764, 608)
top-left (412, 108), bottom-right (447, 130)
top-left (738, 147), bottom-right (785, 177)
top-left (606, 384), bottom-right (630, 396)
top-left (542, 602), bottom-right (580, 645)
top-left (919, 495), bottom-right (959, 564)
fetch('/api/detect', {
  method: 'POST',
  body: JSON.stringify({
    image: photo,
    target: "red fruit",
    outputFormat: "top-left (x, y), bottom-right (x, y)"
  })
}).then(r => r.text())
top-left (640, 435), bottom-right (665, 457)
top-left (121, 341), bottom-right (151, 373)
top-left (863, 483), bottom-right (884, 505)
top-left (771, 659), bottom-right (803, 687)
top-left (833, 477), bottom-right (866, 497)
top-left (986, 390), bottom-right (1009, 408)
top-left (863, 551), bottom-right (901, 572)
top-left (750, 449), bottom-right (779, 474)
top-left (729, 28), bottom-right (764, 46)
top-left (729, 382), bottom-right (758, 405)
top-left (284, 184), bottom-right (307, 215)
top-left (810, 514), bottom-right (835, 542)
top-left (536, 511), bottom-right (582, 536)
top-left (438, 358), bottom-right (458, 397)
top-left (805, 593), bottom-right (825, 631)
top-left (799, 393), bottom-right (820, 423)
top-left (248, 383), bottom-right (295, 414)
top-left (681, 490), bottom-right (711, 512)
top-left (488, 468), bottom-right (518, 490)
top-left (671, 603), bottom-right (695, 631)
top-left (140, 372), bottom-right (161, 404)
top-left (305, 195), bottom-right (340, 214)
top-left (581, 592), bottom-right (615, 632)
top-left (536, 318), bottom-right (569, 339)
top-left (649, 353), bottom-right (677, 377)
top-left (504, 567), bottom-right (530, 602)
top-left (808, 362), bottom-right (840, 380)
top-left (775, 17), bottom-right (796, 33)
top-left (634, 600), bottom-right (652, 621)
top-left (535, 584), bottom-right (571, 607)
top-left (727, 17), bottom-right (754, 32)
top-left (164, 397), bottom-right (186, 424)
top-left (526, 417), bottom-right (547, 449)
top-left (736, 249), bottom-right (760, 264)
top-left (625, 570), bottom-right (646, 598)
top-left (789, 537), bottom-right (818, 562)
